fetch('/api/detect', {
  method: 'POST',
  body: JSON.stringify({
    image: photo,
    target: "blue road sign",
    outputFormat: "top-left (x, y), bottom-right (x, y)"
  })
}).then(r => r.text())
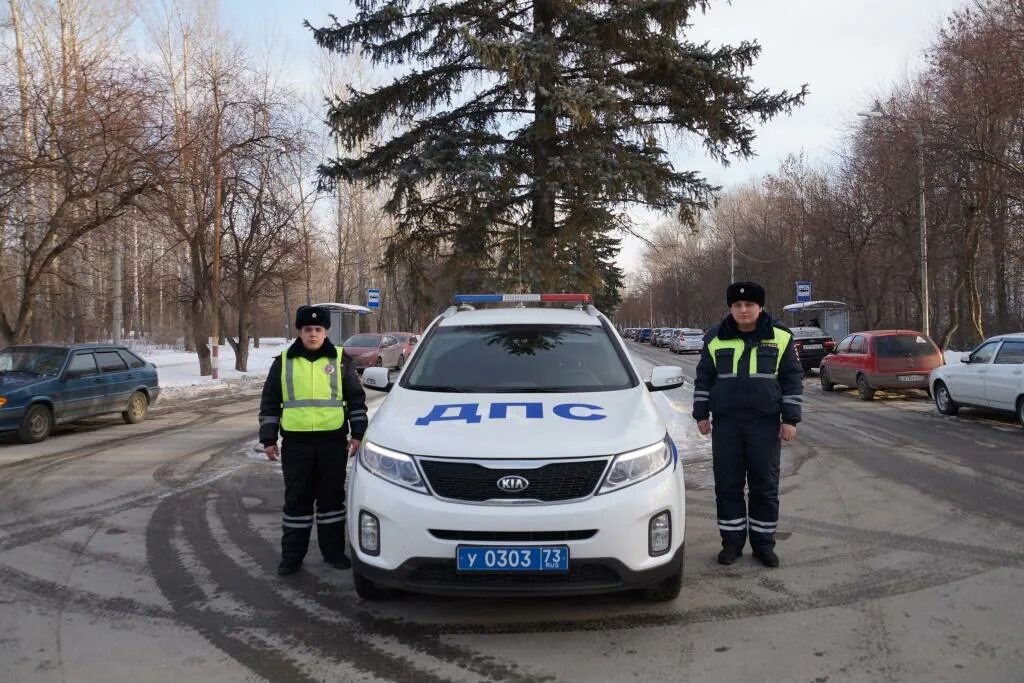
top-left (796, 281), bottom-right (812, 303)
top-left (367, 288), bottom-right (381, 309)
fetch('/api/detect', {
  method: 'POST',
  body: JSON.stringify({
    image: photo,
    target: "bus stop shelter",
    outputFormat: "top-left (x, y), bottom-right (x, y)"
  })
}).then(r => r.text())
top-left (312, 302), bottom-right (373, 347)
top-left (782, 301), bottom-right (850, 341)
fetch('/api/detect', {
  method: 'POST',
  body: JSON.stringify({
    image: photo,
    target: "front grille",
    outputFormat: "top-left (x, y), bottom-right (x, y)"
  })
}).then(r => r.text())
top-left (429, 529), bottom-right (597, 542)
top-left (419, 459), bottom-right (609, 502)
top-left (407, 561), bottom-right (621, 588)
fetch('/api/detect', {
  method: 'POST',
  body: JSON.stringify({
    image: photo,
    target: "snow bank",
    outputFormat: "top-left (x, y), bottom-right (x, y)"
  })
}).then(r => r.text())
top-left (128, 338), bottom-right (289, 398)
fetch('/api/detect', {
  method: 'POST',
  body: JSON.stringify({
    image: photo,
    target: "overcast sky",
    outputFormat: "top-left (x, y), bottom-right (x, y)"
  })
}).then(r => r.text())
top-left (222, 0), bottom-right (973, 273)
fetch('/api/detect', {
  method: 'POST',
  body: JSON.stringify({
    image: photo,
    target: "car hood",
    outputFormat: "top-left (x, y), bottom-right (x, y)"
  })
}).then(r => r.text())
top-left (365, 386), bottom-right (665, 459)
top-left (0, 373), bottom-right (45, 391)
top-left (344, 346), bottom-right (378, 354)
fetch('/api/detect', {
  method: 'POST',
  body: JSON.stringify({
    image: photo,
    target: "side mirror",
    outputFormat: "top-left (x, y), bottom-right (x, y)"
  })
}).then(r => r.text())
top-left (960, 354), bottom-right (971, 364)
top-left (362, 366), bottom-right (393, 392)
top-left (646, 366), bottom-right (686, 392)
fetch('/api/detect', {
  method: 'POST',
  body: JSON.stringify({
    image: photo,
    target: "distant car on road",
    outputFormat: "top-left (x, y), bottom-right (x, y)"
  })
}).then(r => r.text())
top-left (789, 326), bottom-right (836, 373)
top-left (637, 328), bottom-right (653, 343)
top-left (930, 333), bottom-right (1024, 427)
top-left (0, 344), bottom-right (160, 443)
top-left (386, 332), bottom-right (419, 371)
top-left (669, 328), bottom-right (705, 354)
top-left (344, 333), bottom-right (403, 371)
top-left (819, 330), bottom-right (943, 400)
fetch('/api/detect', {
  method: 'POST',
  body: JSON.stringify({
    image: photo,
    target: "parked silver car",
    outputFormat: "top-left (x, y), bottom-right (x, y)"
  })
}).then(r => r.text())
top-left (669, 328), bottom-right (705, 354)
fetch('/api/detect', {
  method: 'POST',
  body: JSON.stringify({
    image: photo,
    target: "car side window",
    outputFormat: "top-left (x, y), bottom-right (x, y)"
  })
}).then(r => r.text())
top-left (994, 341), bottom-right (1024, 364)
top-left (970, 341), bottom-right (999, 365)
top-left (66, 353), bottom-right (98, 378)
top-left (96, 351), bottom-right (128, 373)
top-left (835, 336), bottom-right (854, 353)
top-left (850, 336), bottom-right (867, 354)
top-left (117, 350), bottom-right (146, 369)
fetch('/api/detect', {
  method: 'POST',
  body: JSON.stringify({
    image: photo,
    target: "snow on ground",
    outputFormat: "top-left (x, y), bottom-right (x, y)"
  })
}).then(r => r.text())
top-left (127, 337), bottom-right (289, 400)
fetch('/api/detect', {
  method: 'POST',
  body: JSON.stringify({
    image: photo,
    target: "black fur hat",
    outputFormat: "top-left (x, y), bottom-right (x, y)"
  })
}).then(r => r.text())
top-left (726, 281), bottom-right (765, 307)
top-left (295, 305), bottom-right (331, 329)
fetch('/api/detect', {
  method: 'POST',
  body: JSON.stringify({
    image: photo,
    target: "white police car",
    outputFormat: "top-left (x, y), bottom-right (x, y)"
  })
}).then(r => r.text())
top-left (353, 293), bottom-right (687, 601)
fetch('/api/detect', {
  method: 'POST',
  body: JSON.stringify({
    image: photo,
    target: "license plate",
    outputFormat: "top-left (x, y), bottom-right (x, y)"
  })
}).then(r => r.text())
top-left (802, 344), bottom-right (823, 350)
top-left (456, 545), bottom-right (569, 572)
top-left (898, 375), bottom-right (925, 382)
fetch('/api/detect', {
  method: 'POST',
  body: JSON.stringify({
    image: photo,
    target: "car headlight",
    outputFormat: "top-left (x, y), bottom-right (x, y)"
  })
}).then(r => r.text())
top-left (358, 441), bottom-right (428, 494)
top-left (598, 438), bottom-right (672, 494)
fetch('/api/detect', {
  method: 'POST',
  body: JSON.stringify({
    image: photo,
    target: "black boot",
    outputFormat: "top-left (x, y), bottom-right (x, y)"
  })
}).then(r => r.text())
top-left (325, 554), bottom-right (351, 570)
top-left (752, 547), bottom-right (780, 568)
top-left (717, 545), bottom-right (743, 565)
top-left (277, 559), bottom-right (302, 575)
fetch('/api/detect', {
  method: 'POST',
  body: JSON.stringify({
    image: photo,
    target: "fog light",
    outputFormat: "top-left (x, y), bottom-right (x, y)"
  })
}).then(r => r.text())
top-left (359, 511), bottom-right (380, 556)
top-left (649, 511), bottom-right (671, 556)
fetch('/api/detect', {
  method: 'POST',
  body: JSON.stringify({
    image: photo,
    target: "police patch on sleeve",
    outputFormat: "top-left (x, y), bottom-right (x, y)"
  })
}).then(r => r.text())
top-left (324, 363), bottom-right (336, 375)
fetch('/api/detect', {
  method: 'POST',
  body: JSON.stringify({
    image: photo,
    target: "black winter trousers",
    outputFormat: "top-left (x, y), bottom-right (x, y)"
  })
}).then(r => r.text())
top-left (711, 415), bottom-right (781, 550)
top-left (280, 437), bottom-right (348, 564)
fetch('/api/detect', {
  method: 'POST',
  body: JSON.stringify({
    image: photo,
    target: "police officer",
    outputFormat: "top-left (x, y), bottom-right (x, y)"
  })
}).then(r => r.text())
top-left (259, 305), bottom-right (368, 575)
top-left (692, 282), bottom-right (802, 568)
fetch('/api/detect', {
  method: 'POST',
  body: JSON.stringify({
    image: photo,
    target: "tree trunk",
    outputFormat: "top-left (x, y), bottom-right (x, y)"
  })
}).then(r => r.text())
top-left (188, 240), bottom-right (211, 374)
top-left (112, 238), bottom-right (123, 342)
top-left (531, 0), bottom-right (557, 245)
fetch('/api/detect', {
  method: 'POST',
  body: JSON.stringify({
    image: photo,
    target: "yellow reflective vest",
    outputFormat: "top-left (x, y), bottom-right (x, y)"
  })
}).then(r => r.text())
top-left (280, 348), bottom-right (346, 432)
top-left (707, 328), bottom-right (793, 378)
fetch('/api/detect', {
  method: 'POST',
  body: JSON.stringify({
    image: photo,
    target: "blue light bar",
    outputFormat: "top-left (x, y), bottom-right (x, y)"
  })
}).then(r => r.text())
top-left (453, 293), bottom-right (591, 304)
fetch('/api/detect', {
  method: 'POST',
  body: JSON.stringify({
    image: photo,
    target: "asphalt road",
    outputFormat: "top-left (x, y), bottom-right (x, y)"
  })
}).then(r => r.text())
top-left (1, 344), bottom-right (1022, 682)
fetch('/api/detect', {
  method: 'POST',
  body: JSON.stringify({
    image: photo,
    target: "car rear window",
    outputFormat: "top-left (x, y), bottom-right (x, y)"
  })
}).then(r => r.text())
top-left (875, 335), bottom-right (939, 358)
top-left (118, 350), bottom-right (146, 369)
top-left (793, 327), bottom-right (828, 339)
top-left (403, 324), bottom-right (637, 393)
top-left (344, 335), bottom-right (381, 347)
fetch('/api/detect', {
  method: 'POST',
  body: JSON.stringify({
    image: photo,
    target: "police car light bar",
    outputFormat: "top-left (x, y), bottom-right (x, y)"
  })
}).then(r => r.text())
top-left (453, 293), bottom-right (592, 304)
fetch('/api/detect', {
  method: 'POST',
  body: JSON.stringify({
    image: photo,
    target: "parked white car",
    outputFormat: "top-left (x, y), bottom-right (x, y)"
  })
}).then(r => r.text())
top-left (354, 293), bottom-right (688, 602)
top-left (930, 333), bottom-right (1024, 427)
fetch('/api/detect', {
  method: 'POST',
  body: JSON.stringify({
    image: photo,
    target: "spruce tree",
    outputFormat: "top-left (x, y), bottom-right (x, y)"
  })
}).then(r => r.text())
top-left (309, 1), bottom-right (805, 311)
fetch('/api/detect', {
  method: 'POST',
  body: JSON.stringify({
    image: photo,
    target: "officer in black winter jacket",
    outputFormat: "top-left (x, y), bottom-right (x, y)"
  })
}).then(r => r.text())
top-left (692, 282), bottom-right (803, 568)
top-left (259, 305), bottom-right (368, 575)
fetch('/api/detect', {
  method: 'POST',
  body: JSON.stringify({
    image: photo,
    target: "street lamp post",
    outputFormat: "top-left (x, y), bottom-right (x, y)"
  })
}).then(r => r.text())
top-left (858, 110), bottom-right (929, 338)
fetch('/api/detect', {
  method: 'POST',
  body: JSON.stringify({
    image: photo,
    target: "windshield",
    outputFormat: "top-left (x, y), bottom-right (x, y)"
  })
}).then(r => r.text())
top-left (403, 324), bottom-right (636, 393)
top-left (875, 335), bottom-right (938, 357)
top-left (0, 347), bottom-right (66, 376)
top-left (344, 334), bottom-right (381, 347)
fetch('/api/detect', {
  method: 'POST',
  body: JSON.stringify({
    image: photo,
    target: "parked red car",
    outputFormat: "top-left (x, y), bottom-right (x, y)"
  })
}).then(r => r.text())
top-left (386, 332), bottom-right (419, 370)
top-left (819, 330), bottom-right (944, 400)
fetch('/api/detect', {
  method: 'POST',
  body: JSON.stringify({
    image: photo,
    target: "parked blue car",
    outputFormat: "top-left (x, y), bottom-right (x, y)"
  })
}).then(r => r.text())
top-left (637, 328), bottom-right (653, 343)
top-left (0, 344), bottom-right (160, 443)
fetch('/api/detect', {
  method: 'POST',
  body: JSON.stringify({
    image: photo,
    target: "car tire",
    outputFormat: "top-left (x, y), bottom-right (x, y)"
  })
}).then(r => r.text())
top-left (856, 374), bottom-right (875, 401)
top-left (636, 561), bottom-right (683, 602)
top-left (19, 403), bottom-right (53, 444)
top-left (1017, 396), bottom-right (1024, 429)
top-left (122, 391), bottom-right (149, 424)
top-left (353, 570), bottom-right (393, 601)
top-left (819, 367), bottom-right (836, 392)
top-left (933, 381), bottom-right (959, 416)
top-left (396, 354), bottom-right (405, 370)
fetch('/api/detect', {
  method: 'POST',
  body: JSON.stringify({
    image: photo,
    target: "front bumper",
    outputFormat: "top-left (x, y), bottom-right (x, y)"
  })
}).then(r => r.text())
top-left (348, 460), bottom-right (686, 596)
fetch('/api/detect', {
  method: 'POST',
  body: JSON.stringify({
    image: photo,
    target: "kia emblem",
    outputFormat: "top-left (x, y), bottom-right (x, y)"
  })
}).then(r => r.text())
top-left (496, 475), bottom-right (529, 493)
